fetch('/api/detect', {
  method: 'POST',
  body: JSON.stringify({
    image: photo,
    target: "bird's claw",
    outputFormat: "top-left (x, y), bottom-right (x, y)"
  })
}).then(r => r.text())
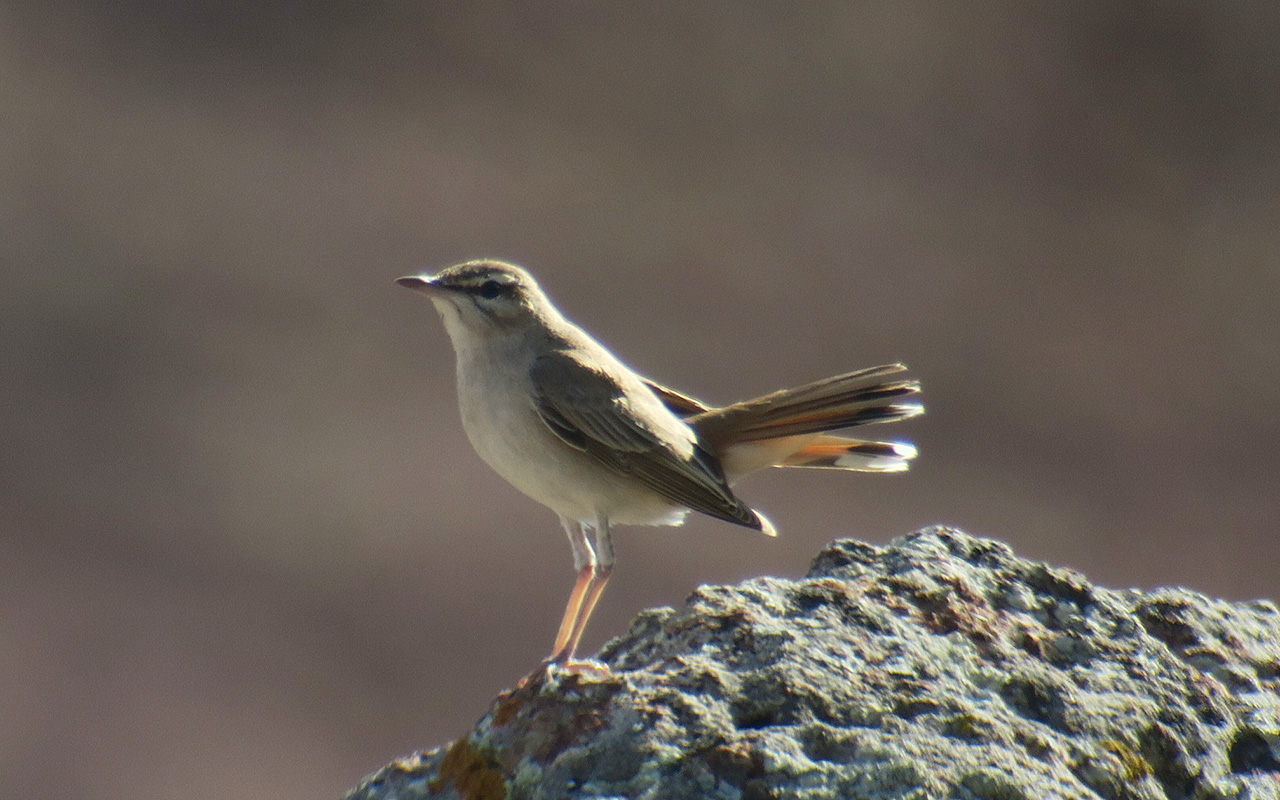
top-left (554, 658), bottom-right (611, 678)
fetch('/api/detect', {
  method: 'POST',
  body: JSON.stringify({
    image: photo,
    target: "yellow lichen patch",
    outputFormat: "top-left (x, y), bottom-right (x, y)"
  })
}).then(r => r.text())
top-left (492, 691), bottom-right (525, 728)
top-left (1099, 739), bottom-right (1152, 781)
top-left (429, 738), bottom-right (507, 800)
top-left (389, 752), bottom-right (430, 775)
top-left (943, 712), bottom-right (989, 740)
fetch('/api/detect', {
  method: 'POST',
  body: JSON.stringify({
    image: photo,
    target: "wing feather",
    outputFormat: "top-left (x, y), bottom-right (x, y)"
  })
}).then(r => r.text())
top-left (530, 352), bottom-right (762, 530)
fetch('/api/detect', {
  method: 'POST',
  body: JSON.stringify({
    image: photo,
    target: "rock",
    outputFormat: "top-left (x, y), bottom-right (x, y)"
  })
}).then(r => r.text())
top-left (342, 526), bottom-right (1280, 800)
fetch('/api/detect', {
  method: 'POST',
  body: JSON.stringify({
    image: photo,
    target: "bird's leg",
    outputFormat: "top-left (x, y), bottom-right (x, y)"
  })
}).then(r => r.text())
top-left (558, 515), bottom-right (615, 676)
top-left (548, 517), bottom-right (596, 664)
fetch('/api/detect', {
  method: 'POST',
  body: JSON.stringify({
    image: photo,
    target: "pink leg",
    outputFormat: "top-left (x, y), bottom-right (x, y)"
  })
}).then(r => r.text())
top-left (550, 515), bottom-right (615, 676)
top-left (548, 564), bottom-right (594, 663)
top-left (563, 563), bottom-right (613, 663)
top-left (540, 517), bottom-right (615, 677)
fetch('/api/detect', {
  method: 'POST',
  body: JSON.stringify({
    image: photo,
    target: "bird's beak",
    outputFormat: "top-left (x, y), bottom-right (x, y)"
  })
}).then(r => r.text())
top-left (396, 275), bottom-right (444, 296)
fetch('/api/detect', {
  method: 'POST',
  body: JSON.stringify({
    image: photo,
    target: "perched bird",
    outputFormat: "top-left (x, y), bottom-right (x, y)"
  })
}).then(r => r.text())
top-left (398, 260), bottom-right (922, 675)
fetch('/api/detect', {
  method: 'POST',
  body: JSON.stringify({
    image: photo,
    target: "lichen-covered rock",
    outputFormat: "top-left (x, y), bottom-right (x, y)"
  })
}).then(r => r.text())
top-left (343, 527), bottom-right (1280, 800)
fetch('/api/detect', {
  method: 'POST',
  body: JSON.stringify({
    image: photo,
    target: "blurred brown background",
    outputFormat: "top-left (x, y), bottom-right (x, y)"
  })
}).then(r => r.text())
top-left (2, 2), bottom-right (1278, 799)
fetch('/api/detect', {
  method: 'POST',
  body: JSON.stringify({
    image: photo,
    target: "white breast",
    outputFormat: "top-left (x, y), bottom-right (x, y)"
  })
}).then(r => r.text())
top-left (450, 328), bottom-right (688, 527)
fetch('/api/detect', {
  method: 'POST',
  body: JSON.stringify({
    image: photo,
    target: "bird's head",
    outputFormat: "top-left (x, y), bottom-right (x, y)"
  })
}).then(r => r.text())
top-left (397, 260), bottom-right (555, 340)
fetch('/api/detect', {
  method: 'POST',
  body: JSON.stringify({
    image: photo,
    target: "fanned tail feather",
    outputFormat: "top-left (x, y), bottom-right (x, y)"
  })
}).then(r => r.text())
top-left (780, 435), bottom-right (919, 472)
top-left (693, 363), bottom-right (923, 448)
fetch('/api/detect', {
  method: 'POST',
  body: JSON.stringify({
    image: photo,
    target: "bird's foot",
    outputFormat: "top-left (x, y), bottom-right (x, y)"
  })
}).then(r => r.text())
top-left (551, 658), bottom-right (611, 679)
top-left (513, 657), bottom-right (612, 691)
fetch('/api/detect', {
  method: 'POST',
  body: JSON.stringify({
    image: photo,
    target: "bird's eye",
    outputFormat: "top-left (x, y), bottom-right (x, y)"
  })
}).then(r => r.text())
top-left (477, 280), bottom-right (502, 300)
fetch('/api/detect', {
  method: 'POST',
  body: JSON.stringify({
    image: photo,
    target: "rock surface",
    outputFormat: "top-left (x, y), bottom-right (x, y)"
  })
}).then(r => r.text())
top-left (343, 527), bottom-right (1280, 800)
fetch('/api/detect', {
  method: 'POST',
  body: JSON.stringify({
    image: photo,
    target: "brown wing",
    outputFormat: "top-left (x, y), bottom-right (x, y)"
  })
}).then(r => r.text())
top-left (643, 380), bottom-right (711, 417)
top-left (530, 351), bottom-right (762, 530)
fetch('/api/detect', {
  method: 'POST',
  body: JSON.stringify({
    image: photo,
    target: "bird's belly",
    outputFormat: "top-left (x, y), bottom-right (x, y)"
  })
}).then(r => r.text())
top-left (458, 381), bottom-right (686, 527)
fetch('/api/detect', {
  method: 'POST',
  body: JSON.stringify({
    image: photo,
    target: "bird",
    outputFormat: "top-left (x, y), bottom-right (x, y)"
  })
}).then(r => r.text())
top-left (397, 259), bottom-right (922, 675)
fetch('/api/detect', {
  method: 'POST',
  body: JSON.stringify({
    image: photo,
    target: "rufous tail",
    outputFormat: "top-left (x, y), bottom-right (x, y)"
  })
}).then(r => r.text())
top-left (692, 363), bottom-right (923, 473)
